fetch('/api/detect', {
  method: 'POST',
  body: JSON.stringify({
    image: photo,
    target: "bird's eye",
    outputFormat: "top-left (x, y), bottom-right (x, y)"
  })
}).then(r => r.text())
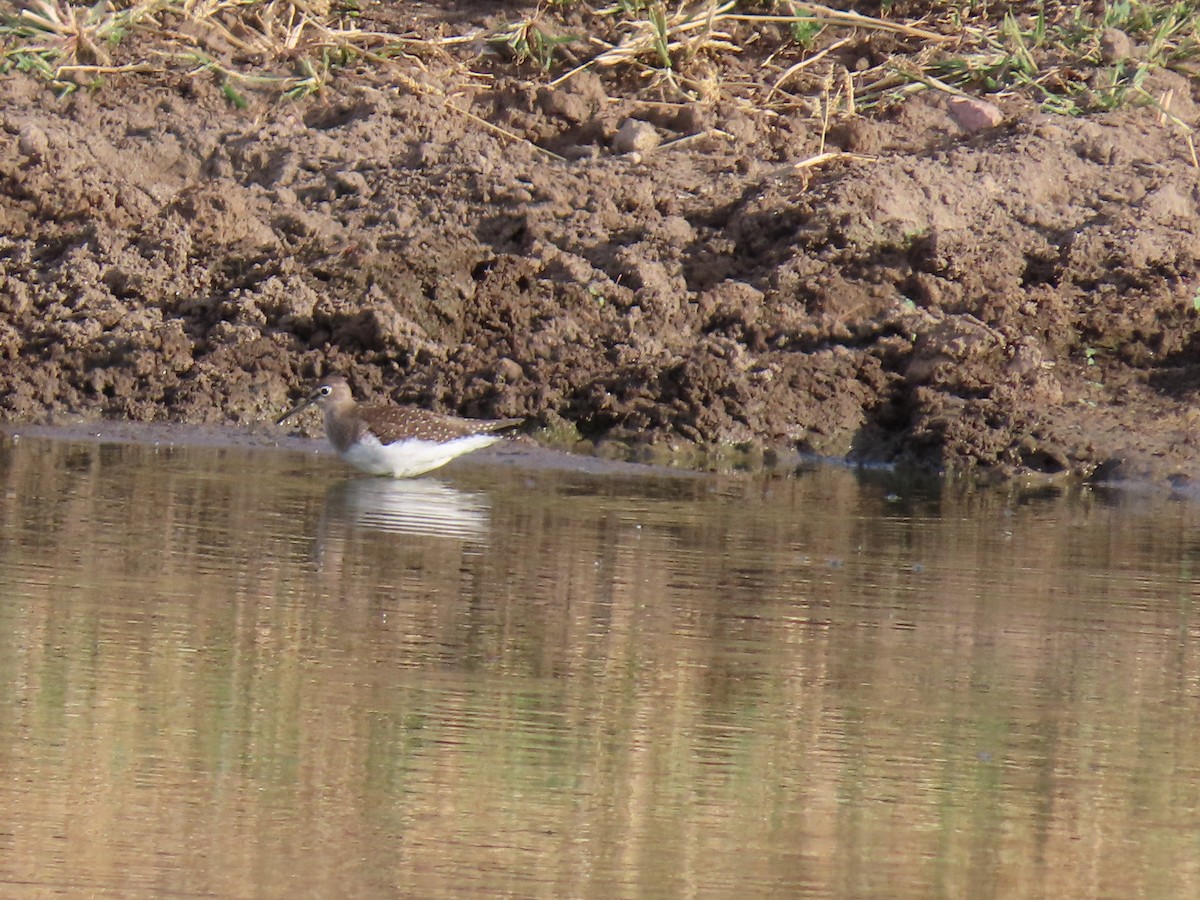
top-left (319, 386), bottom-right (332, 396)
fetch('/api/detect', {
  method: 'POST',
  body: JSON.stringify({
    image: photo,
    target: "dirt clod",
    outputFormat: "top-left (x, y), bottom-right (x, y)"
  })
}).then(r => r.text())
top-left (612, 119), bottom-right (661, 154)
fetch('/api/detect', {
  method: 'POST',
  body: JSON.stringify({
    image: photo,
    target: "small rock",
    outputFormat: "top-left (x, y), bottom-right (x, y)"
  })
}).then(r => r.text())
top-left (655, 215), bottom-right (696, 245)
top-left (612, 119), bottom-right (660, 154)
top-left (17, 124), bottom-right (48, 160)
top-left (495, 357), bottom-right (523, 382)
top-left (1099, 28), bottom-right (1134, 62)
top-left (331, 170), bottom-right (369, 196)
top-left (948, 97), bottom-right (1004, 133)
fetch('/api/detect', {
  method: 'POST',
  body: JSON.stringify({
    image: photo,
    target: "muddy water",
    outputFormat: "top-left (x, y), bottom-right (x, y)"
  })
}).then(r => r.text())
top-left (2, 433), bottom-right (1200, 898)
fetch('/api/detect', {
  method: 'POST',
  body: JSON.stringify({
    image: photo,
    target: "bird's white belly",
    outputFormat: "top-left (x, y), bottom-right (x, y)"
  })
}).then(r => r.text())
top-left (340, 432), bottom-right (501, 478)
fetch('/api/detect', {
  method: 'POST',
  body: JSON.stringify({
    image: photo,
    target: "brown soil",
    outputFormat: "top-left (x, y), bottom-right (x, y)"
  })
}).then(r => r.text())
top-left (3, 2), bottom-right (1200, 482)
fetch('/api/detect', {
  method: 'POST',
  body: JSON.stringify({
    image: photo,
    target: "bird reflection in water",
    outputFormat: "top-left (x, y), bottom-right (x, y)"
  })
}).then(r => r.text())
top-left (312, 476), bottom-right (492, 571)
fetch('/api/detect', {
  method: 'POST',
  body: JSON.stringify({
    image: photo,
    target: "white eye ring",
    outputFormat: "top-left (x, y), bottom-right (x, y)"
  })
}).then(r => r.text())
top-left (319, 386), bottom-right (332, 396)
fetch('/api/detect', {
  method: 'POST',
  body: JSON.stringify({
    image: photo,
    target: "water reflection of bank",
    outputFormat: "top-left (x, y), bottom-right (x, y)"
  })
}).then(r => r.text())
top-left (1, 433), bottom-right (1200, 897)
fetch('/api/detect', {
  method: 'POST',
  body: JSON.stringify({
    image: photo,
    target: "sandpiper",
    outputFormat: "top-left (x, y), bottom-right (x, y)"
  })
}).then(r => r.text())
top-left (276, 375), bottom-right (522, 478)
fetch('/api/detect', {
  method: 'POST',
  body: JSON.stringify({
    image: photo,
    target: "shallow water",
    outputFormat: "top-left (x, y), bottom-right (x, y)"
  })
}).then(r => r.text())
top-left (2, 431), bottom-right (1200, 898)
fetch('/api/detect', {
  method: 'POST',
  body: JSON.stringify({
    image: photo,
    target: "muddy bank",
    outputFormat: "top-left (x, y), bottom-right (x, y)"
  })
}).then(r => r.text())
top-left (2, 10), bottom-right (1200, 482)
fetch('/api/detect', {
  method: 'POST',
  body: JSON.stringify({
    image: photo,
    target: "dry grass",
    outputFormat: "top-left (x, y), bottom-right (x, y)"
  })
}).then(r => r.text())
top-left (3, 0), bottom-right (1199, 131)
top-left (1, 0), bottom-right (458, 97)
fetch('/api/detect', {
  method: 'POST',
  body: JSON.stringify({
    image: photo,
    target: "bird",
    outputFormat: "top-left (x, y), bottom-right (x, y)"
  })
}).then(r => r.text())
top-left (275, 375), bottom-right (522, 478)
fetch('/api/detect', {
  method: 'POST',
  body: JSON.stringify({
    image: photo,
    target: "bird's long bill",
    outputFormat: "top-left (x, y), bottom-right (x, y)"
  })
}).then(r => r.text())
top-left (275, 395), bottom-right (316, 425)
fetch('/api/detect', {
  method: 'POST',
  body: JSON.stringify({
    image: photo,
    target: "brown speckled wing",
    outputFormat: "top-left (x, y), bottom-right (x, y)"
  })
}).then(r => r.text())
top-left (356, 405), bottom-right (522, 445)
